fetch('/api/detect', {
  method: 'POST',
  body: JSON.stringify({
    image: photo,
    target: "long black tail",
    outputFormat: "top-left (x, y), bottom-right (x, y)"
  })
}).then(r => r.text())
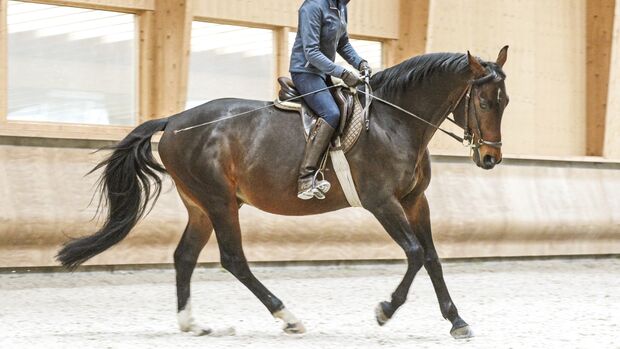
top-left (57, 118), bottom-right (169, 269)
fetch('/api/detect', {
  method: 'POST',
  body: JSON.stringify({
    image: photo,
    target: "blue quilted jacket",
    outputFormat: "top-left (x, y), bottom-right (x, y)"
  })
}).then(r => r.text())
top-left (289, 0), bottom-right (364, 77)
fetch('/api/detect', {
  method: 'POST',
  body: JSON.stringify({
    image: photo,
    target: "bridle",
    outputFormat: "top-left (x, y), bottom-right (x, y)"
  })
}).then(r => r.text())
top-left (447, 69), bottom-right (505, 150)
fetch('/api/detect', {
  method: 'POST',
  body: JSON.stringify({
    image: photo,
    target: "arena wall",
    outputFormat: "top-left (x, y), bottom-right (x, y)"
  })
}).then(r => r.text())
top-left (1, 141), bottom-right (618, 268)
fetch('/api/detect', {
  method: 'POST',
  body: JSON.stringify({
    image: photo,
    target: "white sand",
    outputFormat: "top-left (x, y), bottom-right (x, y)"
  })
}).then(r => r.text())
top-left (0, 258), bottom-right (618, 349)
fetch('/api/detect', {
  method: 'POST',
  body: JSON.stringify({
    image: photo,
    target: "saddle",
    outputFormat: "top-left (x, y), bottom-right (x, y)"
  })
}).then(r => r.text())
top-left (274, 77), bottom-right (364, 153)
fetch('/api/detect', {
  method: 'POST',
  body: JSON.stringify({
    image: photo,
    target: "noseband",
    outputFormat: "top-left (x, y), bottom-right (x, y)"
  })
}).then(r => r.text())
top-left (451, 70), bottom-right (504, 150)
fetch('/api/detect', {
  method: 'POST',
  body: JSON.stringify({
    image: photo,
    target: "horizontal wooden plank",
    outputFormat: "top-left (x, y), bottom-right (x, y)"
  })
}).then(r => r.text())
top-left (16, 0), bottom-right (155, 12)
top-left (192, 0), bottom-right (399, 39)
top-left (0, 121), bottom-right (136, 141)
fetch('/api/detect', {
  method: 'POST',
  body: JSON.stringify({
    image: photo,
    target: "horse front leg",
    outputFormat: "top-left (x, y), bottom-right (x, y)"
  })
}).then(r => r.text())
top-left (369, 199), bottom-right (426, 326)
top-left (401, 193), bottom-right (473, 339)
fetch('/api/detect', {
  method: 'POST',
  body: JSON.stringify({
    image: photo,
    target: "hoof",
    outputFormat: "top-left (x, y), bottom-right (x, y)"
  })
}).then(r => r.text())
top-left (283, 321), bottom-right (306, 335)
top-left (210, 326), bottom-right (236, 337)
top-left (181, 325), bottom-right (212, 336)
top-left (450, 324), bottom-right (474, 339)
top-left (374, 301), bottom-right (392, 326)
top-left (182, 326), bottom-right (236, 337)
top-left (274, 308), bottom-right (306, 335)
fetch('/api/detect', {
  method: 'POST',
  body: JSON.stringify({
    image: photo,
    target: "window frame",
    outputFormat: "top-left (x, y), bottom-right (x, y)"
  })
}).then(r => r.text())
top-left (0, 0), bottom-right (152, 140)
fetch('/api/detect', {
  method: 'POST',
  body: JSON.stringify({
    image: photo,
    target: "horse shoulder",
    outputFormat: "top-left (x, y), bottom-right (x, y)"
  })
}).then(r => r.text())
top-left (398, 149), bottom-right (432, 200)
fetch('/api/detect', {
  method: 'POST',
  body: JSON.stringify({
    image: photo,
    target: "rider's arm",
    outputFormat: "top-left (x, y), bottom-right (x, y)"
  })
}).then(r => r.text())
top-left (299, 5), bottom-right (346, 77)
top-left (337, 31), bottom-right (364, 70)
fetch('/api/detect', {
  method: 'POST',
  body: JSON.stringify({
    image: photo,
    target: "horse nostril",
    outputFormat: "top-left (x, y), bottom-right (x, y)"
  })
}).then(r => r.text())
top-left (483, 155), bottom-right (496, 168)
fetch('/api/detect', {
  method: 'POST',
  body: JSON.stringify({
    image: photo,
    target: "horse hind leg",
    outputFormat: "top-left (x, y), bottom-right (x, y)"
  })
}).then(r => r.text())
top-left (205, 191), bottom-right (306, 334)
top-left (174, 192), bottom-right (234, 336)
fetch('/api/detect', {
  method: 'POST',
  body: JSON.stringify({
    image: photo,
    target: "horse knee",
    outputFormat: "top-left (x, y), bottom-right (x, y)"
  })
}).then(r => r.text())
top-left (220, 255), bottom-right (250, 280)
top-left (406, 244), bottom-right (425, 267)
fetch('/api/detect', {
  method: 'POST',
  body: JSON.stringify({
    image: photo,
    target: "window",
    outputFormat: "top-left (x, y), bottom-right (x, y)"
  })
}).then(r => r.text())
top-left (7, 1), bottom-right (137, 126)
top-left (288, 32), bottom-right (383, 73)
top-left (187, 22), bottom-right (275, 109)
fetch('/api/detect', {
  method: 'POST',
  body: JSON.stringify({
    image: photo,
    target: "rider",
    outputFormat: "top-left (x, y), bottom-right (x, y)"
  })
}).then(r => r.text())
top-left (290, 0), bottom-right (372, 200)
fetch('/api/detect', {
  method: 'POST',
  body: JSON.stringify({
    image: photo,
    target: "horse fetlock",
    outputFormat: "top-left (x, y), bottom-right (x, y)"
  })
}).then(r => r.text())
top-left (273, 308), bottom-right (306, 335)
top-left (178, 313), bottom-right (208, 335)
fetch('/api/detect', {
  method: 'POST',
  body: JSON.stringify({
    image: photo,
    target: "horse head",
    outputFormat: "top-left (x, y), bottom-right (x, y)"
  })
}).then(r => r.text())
top-left (454, 46), bottom-right (509, 170)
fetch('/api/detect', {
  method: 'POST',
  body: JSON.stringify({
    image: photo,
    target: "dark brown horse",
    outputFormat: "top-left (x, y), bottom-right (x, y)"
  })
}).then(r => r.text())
top-left (58, 47), bottom-right (510, 339)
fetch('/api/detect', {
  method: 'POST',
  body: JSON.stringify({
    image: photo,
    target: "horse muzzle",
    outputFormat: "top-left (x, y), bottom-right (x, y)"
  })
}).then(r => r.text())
top-left (473, 147), bottom-right (502, 170)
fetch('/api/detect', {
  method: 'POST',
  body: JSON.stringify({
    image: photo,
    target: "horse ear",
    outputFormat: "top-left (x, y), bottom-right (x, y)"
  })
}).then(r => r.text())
top-left (496, 45), bottom-right (509, 68)
top-left (467, 51), bottom-right (486, 77)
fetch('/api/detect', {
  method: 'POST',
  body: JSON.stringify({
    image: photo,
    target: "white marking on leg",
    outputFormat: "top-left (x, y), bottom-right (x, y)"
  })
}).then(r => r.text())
top-left (178, 298), bottom-right (201, 333)
top-left (273, 308), bottom-right (306, 334)
top-left (177, 298), bottom-right (235, 337)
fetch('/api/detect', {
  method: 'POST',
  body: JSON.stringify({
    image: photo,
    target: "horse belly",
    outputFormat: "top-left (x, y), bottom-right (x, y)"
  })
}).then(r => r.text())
top-left (233, 124), bottom-right (350, 215)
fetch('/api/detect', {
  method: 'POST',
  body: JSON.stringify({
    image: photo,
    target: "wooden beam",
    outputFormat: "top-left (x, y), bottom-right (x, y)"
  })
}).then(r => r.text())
top-left (148, 0), bottom-right (193, 119)
top-left (0, 0), bottom-right (6, 123)
top-left (0, 122), bottom-right (136, 140)
top-left (138, 11), bottom-right (154, 123)
top-left (17, 0), bottom-right (155, 12)
top-left (275, 26), bottom-right (290, 87)
top-left (587, 0), bottom-right (616, 156)
top-left (390, 0), bottom-right (429, 65)
top-left (605, 0), bottom-right (620, 158)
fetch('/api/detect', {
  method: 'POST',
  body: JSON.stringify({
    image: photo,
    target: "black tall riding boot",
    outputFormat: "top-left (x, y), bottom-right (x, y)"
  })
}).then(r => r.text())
top-left (297, 118), bottom-right (336, 200)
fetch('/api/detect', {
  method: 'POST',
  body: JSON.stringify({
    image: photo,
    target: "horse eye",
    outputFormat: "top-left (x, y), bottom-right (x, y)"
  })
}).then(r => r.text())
top-left (479, 99), bottom-right (490, 110)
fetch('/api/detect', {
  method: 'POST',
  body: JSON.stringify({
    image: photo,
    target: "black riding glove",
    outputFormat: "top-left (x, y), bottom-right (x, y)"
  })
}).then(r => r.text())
top-left (359, 60), bottom-right (372, 78)
top-left (340, 70), bottom-right (364, 87)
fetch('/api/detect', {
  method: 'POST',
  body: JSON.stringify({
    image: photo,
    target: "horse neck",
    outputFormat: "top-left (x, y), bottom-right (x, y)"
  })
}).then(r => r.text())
top-left (375, 72), bottom-right (470, 151)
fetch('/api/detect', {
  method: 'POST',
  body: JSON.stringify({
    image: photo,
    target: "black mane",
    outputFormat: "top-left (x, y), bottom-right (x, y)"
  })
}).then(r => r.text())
top-left (370, 52), bottom-right (471, 96)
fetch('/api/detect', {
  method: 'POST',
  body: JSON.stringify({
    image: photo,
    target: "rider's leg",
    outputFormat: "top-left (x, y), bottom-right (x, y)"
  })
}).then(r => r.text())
top-left (291, 73), bottom-right (340, 200)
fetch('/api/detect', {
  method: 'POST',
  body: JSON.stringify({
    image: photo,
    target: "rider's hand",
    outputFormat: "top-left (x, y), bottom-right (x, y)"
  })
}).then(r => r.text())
top-left (359, 60), bottom-right (372, 78)
top-left (340, 69), bottom-right (364, 87)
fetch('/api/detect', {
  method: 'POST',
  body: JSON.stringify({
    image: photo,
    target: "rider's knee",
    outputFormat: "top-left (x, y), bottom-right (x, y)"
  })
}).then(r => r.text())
top-left (323, 108), bottom-right (340, 129)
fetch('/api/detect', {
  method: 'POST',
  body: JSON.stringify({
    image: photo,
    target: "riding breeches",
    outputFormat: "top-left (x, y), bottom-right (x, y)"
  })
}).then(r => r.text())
top-left (291, 72), bottom-right (340, 129)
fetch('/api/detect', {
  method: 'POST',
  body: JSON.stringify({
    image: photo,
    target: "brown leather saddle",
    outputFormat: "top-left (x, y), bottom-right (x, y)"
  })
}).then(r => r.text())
top-left (274, 77), bottom-right (363, 153)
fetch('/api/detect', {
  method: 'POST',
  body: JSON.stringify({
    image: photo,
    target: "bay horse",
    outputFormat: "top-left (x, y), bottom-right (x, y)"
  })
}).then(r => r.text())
top-left (57, 47), bottom-right (510, 339)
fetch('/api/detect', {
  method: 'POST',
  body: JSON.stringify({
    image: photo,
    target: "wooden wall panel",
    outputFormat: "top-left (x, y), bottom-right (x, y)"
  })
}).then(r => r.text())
top-left (587, 0), bottom-right (615, 156)
top-left (425, 0), bottom-right (587, 157)
top-left (346, 0), bottom-right (399, 39)
top-left (390, 0), bottom-right (429, 64)
top-left (605, 0), bottom-right (620, 158)
top-left (148, 0), bottom-right (193, 118)
top-left (192, 0), bottom-right (399, 39)
top-left (0, 0), bottom-right (6, 122)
